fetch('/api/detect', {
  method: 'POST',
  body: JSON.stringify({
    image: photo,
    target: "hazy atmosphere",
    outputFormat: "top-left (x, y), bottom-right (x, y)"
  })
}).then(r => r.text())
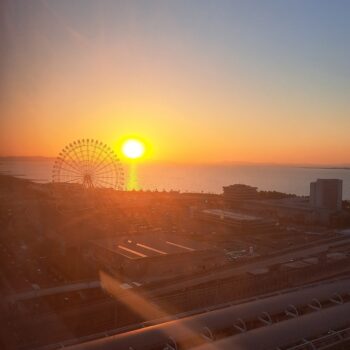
top-left (2, 2), bottom-right (350, 350)
top-left (2, 0), bottom-right (350, 164)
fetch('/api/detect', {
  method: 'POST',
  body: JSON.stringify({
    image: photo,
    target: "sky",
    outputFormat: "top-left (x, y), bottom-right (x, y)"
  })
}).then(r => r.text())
top-left (1, 0), bottom-right (350, 164)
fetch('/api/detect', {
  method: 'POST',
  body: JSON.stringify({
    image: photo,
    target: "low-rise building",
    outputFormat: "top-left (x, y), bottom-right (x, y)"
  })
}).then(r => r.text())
top-left (88, 233), bottom-right (226, 282)
top-left (197, 208), bottom-right (277, 232)
top-left (223, 179), bottom-right (345, 226)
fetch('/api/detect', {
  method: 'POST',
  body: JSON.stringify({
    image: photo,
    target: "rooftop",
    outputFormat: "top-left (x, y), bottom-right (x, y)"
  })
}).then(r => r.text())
top-left (246, 197), bottom-right (314, 211)
top-left (92, 234), bottom-right (211, 260)
top-left (202, 209), bottom-right (263, 222)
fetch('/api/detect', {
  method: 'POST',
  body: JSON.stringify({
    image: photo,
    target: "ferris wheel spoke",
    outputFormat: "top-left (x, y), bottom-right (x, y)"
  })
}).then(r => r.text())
top-left (58, 160), bottom-right (82, 174)
top-left (74, 143), bottom-right (83, 173)
top-left (91, 144), bottom-right (106, 171)
top-left (86, 141), bottom-right (91, 172)
top-left (79, 142), bottom-right (89, 174)
top-left (80, 142), bottom-right (88, 173)
top-left (86, 142), bottom-right (96, 173)
top-left (93, 174), bottom-right (117, 179)
top-left (64, 152), bottom-right (83, 173)
top-left (71, 145), bottom-right (85, 170)
top-left (93, 159), bottom-right (117, 175)
top-left (58, 170), bottom-right (82, 179)
top-left (89, 143), bottom-right (102, 172)
top-left (59, 159), bottom-right (83, 175)
top-left (87, 148), bottom-right (99, 173)
top-left (91, 151), bottom-right (111, 173)
top-left (93, 167), bottom-right (115, 177)
top-left (91, 144), bottom-right (116, 173)
top-left (85, 143), bottom-right (95, 174)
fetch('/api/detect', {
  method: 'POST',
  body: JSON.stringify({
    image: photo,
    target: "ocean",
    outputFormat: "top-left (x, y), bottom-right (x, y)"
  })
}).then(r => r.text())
top-left (1, 158), bottom-right (350, 199)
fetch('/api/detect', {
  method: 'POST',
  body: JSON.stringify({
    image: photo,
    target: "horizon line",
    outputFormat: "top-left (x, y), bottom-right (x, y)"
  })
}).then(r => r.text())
top-left (1, 155), bottom-right (350, 168)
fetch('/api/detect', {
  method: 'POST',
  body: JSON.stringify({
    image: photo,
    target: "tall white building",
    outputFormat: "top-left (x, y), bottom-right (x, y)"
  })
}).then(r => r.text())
top-left (309, 179), bottom-right (342, 211)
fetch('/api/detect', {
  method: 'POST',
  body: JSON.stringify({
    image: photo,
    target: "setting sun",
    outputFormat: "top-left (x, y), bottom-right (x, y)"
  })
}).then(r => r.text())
top-left (122, 139), bottom-right (145, 159)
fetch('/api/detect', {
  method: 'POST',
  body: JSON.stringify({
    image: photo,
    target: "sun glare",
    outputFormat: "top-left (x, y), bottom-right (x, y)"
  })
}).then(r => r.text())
top-left (122, 139), bottom-right (145, 159)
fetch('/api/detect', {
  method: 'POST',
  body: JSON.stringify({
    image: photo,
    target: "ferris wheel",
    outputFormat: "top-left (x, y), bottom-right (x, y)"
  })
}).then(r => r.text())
top-left (52, 139), bottom-right (124, 190)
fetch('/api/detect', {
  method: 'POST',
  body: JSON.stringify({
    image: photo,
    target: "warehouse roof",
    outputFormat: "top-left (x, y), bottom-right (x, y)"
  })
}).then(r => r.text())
top-left (202, 209), bottom-right (263, 222)
top-left (92, 234), bottom-right (212, 260)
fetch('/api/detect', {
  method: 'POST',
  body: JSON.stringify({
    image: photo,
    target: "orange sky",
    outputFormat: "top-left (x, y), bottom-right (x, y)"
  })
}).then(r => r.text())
top-left (1, 1), bottom-right (350, 165)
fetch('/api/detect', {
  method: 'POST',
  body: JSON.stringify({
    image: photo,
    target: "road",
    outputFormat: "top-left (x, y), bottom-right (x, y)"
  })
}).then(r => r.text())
top-left (7, 236), bottom-right (350, 302)
top-left (145, 236), bottom-right (350, 297)
top-left (7, 280), bottom-right (100, 302)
